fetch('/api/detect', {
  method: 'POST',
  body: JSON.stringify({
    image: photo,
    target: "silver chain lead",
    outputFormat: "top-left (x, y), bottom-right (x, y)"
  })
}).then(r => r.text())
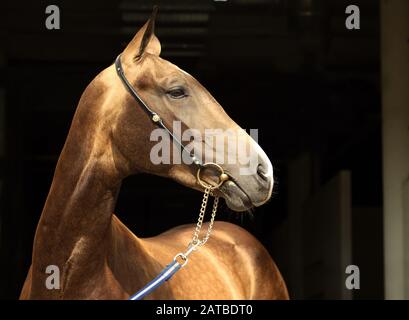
top-left (191, 187), bottom-right (219, 247)
top-left (174, 187), bottom-right (219, 266)
top-left (173, 163), bottom-right (227, 267)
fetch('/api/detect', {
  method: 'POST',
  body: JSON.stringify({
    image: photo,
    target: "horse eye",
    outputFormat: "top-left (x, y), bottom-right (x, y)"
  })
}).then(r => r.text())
top-left (167, 87), bottom-right (187, 99)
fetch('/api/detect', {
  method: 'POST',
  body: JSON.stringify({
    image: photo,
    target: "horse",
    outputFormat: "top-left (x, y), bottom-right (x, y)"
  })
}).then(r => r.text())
top-left (19, 10), bottom-right (288, 300)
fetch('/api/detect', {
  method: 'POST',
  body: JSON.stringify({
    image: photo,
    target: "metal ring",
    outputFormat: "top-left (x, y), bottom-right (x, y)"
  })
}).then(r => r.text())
top-left (196, 162), bottom-right (228, 190)
top-left (173, 253), bottom-right (188, 267)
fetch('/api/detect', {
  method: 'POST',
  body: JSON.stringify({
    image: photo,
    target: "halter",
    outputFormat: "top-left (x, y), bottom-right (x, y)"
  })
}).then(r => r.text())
top-left (114, 54), bottom-right (229, 300)
top-left (115, 55), bottom-right (202, 167)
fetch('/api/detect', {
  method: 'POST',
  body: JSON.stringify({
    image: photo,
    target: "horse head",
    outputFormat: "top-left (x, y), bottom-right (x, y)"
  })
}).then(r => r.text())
top-left (89, 9), bottom-right (273, 212)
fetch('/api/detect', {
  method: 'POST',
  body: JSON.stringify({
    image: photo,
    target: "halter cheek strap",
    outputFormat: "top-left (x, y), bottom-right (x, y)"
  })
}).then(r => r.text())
top-left (114, 54), bottom-right (202, 167)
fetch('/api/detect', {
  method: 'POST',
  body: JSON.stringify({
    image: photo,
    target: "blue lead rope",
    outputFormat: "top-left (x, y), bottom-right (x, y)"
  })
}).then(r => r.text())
top-left (128, 260), bottom-right (182, 300)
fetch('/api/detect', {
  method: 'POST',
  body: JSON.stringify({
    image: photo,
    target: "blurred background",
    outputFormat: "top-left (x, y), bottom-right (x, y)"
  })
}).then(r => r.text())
top-left (1, 0), bottom-right (408, 299)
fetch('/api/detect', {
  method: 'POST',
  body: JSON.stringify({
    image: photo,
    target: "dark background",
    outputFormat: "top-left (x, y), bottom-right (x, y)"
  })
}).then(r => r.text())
top-left (0, 0), bottom-right (383, 299)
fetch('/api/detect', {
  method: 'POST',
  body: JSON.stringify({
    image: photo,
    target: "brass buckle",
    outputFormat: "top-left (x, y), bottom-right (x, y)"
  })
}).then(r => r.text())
top-left (196, 162), bottom-right (229, 190)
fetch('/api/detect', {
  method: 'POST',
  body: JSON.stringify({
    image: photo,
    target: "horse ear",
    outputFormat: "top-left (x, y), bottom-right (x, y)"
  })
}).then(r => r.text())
top-left (123, 6), bottom-right (161, 60)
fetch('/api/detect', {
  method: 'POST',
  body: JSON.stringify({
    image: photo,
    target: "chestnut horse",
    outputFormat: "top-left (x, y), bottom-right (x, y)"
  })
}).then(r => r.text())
top-left (20, 11), bottom-right (288, 300)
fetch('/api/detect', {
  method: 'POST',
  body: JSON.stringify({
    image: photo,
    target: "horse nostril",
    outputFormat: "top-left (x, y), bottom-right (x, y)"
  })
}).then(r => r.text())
top-left (257, 163), bottom-right (269, 182)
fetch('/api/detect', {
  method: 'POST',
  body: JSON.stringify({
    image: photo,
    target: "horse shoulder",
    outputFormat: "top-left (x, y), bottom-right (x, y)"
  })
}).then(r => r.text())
top-left (209, 221), bottom-right (289, 299)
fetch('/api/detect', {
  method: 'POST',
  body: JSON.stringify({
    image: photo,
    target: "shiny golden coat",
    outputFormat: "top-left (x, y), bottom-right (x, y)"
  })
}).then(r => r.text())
top-left (20, 10), bottom-right (288, 300)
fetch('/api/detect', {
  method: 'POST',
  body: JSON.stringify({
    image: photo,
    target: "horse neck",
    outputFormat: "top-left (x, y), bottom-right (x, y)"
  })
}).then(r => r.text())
top-left (37, 134), bottom-right (120, 245)
top-left (30, 85), bottom-right (137, 294)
